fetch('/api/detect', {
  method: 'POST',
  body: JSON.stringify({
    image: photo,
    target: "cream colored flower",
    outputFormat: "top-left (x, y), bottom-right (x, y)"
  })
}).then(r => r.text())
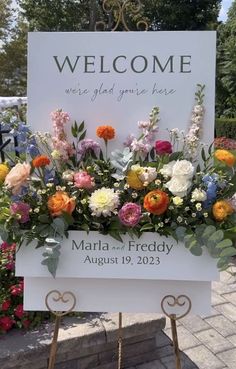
top-left (191, 188), bottom-right (207, 202)
top-left (89, 187), bottom-right (119, 217)
top-left (172, 196), bottom-right (183, 206)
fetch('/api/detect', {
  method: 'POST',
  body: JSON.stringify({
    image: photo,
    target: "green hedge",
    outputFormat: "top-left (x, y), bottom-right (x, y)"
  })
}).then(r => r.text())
top-left (215, 118), bottom-right (236, 139)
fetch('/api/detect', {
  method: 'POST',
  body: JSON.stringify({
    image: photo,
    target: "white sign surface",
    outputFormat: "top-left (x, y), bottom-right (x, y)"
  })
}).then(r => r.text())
top-left (28, 31), bottom-right (216, 150)
top-left (16, 232), bottom-right (218, 281)
top-left (24, 278), bottom-right (213, 314)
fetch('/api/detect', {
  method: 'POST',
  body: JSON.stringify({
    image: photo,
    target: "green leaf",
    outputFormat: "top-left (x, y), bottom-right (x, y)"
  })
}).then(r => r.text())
top-left (202, 225), bottom-right (216, 243)
top-left (220, 247), bottom-right (236, 258)
top-left (175, 226), bottom-right (187, 242)
top-left (216, 239), bottom-right (233, 249)
top-left (109, 231), bottom-right (123, 242)
top-left (78, 120), bottom-right (85, 133)
top-left (140, 224), bottom-right (154, 232)
top-left (79, 130), bottom-right (87, 141)
top-left (207, 230), bottom-right (224, 247)
top-left (189, 245), bottom-right (203, 256)
top-left (38, 214), bottom-right (50, 224)
top-left (201, 147), bottom-right (206, 162)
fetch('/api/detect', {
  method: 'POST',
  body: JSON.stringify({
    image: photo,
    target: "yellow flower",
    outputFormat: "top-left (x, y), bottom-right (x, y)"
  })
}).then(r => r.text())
top-left (172, 196), bottom-right (183, 206)
top-left (126, 165), bottom-right (145, 190)
top-left (214, 149), bottom-right (236, 167)
top-left (0, 163), bottom-right (9, 184)
top-left (212, 200), bottom-right (234, 222)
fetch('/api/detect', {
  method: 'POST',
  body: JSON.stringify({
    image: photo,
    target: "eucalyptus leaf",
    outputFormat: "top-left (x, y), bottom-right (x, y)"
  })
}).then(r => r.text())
top-left (220, 247), bottom-right (236, 258)
top-left (216, 239), bottom-right (233, 249)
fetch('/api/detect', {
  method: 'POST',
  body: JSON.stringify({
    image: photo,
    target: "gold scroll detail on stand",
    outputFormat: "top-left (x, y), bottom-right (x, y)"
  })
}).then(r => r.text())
top-left (161, 295), bottom-right (192, 369)
top-left (46, 290), bottom-right (76, 369)
top-left (95, 0), bottom-right (148, 31)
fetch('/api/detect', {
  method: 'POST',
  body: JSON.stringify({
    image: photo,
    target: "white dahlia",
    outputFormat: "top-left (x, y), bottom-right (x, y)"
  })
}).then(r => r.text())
top-left (89, 187), bottom-right (120, 217)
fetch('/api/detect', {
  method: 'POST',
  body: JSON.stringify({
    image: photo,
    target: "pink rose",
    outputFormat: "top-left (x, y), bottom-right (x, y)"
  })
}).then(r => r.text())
top-left (74, 171), bottom-right (95, 189)
top-left (155, 140), bottom-right (172, 155)
top-left (4, 163), bottom-right (31, 194)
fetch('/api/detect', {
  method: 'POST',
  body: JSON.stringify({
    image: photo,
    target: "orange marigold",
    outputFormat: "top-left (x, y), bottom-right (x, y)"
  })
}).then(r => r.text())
top-left (212, 200), bottom-right (234, 222)
top-left (143, 189), bottom-right (169, 215)
top-left (32, 155), bottom-right (50, 168)
top-left (214, 149), bottom-right (236, 167)
top-left (96, 125), bottom-right (115, 140)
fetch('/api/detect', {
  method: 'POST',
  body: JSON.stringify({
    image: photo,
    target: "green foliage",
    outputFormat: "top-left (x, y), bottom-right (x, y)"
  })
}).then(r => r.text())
top-left (215, 118), bottom-right (236, 138)
top-left (216, 1), bottom-right (236, 117)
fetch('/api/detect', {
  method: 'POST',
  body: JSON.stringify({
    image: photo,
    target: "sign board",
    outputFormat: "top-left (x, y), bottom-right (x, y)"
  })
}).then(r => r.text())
top-left (16, 232), bottom-right (218, 281)
top-left (23, 31), bottom-right (217, 314)
top-left (28, 31), bottom-right (216, 151)
top-left (24, 278), bottom-right (213, 315)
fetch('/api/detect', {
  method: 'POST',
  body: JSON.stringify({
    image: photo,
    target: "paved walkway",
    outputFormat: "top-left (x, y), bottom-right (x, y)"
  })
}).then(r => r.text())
top-left (137, 266), bottom-right (236, 369)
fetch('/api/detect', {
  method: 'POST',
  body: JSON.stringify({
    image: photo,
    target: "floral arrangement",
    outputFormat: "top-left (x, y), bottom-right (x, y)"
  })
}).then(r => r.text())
top-left (0, 85), bottom-right (236, 277)
top-left (0, 241), bottom-right (49, 333)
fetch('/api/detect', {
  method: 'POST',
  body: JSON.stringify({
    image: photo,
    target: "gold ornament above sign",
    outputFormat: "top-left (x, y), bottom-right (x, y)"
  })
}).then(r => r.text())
top-left (95, 0), bottom-right (148, 31)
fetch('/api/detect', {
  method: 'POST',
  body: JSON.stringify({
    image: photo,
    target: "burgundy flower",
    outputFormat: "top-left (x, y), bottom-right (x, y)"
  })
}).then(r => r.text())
top-left (155, 140), bottom-right (172, 155)
top-left (1, 300), bottom-right (11, 311)
top-left (14, 304), bottom-right (24, 319)
top-left (0, 317), bottom-right (14, 332)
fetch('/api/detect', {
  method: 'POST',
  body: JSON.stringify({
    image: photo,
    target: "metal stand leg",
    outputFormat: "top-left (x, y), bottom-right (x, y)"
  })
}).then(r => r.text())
top-left (118, 312), bottom-right (123, 369)
top-left (161, 295), bottom-right (192, 369)
top-left (48, 315), bottom-right (61, 369)
top-left (170, 315), bottom-right (182, 369)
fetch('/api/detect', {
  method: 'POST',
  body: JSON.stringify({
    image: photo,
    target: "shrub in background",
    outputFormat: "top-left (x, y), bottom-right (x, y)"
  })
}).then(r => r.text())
top-left (215, 118), bottom-right (236, 139)
top-left (0, 242), bottom-right (50, 333)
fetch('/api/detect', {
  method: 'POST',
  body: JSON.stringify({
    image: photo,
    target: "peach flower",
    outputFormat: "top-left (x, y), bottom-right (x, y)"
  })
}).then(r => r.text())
top-left (47, 191), bottom-right (76, 217)
top-left (4, 163), bottom-right (31, 194)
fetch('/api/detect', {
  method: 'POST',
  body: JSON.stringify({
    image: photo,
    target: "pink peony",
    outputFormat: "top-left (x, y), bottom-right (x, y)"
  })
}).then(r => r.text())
top-left (118, 203), bottom-right (142, 227)
top-left (0, 317), bottom-right (14, 332)
top-left (74, 171), bottom-right (95, 189)
top-left (10, 202), bottom-right (31, 223)
top-left (155, 140), bottom-right (172, 155)
top-left (14, 304), bottom-right (24, 319)
top-left (4, 162), bottom-right (31, 194)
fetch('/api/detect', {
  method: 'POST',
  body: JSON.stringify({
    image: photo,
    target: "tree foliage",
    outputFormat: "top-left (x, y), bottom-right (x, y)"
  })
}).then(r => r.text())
top-left (0, 0), bottom-right (13, 41)
top-left (216, 1), bottom-right (236, 117)
top-left (0, 0), bottom-right (222, 96)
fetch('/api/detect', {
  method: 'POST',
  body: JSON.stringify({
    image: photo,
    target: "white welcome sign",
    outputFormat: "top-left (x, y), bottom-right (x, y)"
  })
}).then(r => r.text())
top-left (22, 31), bottom-right (218, 314)
top-left (28, 31), bottom-right (216, 148)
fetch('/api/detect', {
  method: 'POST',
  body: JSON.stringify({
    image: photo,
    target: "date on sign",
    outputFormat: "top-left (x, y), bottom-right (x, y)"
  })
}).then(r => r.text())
top-left (83, 255), bottom-right (160, 267)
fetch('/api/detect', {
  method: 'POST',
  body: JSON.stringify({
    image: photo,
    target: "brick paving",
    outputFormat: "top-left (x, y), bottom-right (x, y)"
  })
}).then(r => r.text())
top-left (137, 266), bottom-right (236, 369)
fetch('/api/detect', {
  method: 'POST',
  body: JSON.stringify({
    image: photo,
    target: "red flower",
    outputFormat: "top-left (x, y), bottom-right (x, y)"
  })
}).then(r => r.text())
top-left (155, 140), bottom-right (172, 155)
top-left (14, 304), bottom-right (24, 319)
top-left (0, 317), bottom-right (14, 332)
top-left (22, 319), bottom-right (31, 329)
top-left (10, 283), bottom-right (23, 296)
top-left (1, 300), bottom-right (11, 311)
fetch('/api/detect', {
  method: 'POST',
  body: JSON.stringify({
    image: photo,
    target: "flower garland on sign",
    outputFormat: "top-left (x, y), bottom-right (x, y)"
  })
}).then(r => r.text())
top-left (0, 85), bottom-right (236, 277)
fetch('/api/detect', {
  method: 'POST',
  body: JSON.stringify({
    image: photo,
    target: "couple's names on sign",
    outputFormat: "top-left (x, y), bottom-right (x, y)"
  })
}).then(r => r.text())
top-left (72, 238), bottom-right (174, 267)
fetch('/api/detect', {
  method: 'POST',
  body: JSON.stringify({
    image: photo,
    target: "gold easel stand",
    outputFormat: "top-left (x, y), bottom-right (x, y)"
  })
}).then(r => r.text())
top-left (161, 295), bottom-right (192, 369)
top-left (45, 290), bottom-right (76, 369)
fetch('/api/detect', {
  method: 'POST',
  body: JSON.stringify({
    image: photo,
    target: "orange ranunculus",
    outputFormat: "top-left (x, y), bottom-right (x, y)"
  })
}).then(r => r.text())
top-left (214, 149), bottom-right (236, 167)
top-left (96, 125), bottom-right (115, 140)
top-left (47, 191), bottom-right (76, 217)
top-left (32, 155), bottom-right (50, 168)
top-left (144, 189), bottom-right (169, 215)
top-left (212, 200), bottom-right (234, 222)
